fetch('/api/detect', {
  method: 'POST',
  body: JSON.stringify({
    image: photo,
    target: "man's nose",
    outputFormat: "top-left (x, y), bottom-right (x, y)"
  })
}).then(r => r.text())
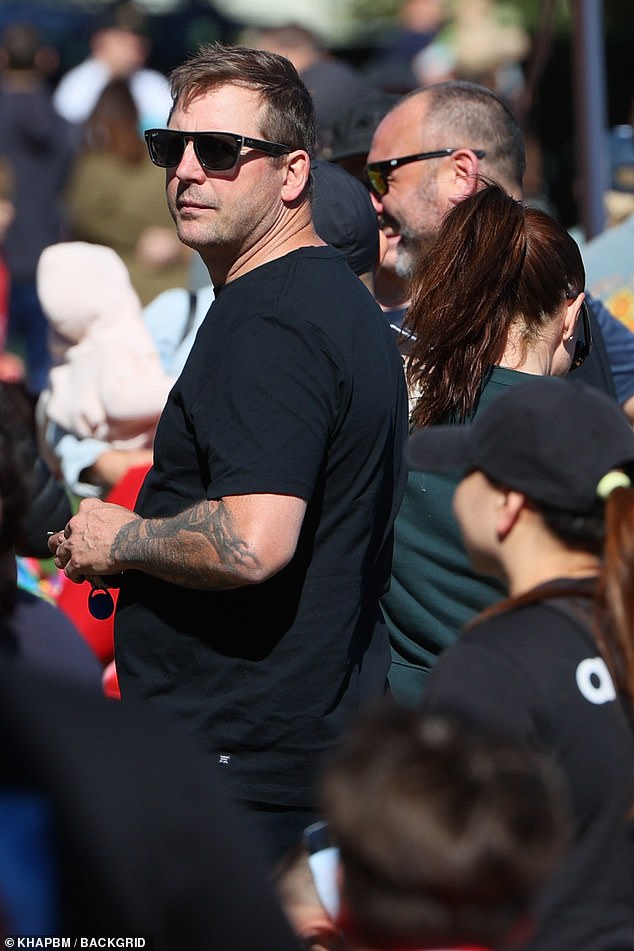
top-left (174, 140), bottom-right (206, 181)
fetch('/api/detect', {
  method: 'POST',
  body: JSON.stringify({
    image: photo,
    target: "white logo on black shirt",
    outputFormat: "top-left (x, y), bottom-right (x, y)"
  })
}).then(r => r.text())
top-left (575, 657), bottom-right (617, 704)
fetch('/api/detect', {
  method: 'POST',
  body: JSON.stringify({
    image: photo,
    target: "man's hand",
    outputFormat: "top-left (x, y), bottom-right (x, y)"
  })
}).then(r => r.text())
top-left (48, 493), bottom-right (307, 591)
top-left (49, 497), bottom-right (140, 583)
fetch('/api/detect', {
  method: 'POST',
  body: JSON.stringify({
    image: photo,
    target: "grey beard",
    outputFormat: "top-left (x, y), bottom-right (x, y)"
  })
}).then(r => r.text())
top-left (395, 230), bottom-right (437, 279)
top-left (394, 242), bottom-right (415, 280)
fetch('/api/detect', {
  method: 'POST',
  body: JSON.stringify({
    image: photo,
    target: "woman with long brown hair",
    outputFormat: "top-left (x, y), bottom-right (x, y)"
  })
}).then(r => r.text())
top-left (382, 182), bottom-right (588, 706)
top-left (409, 374), bottom-right (634, 951)
top-left (405, 183), bottom-right (586, 429)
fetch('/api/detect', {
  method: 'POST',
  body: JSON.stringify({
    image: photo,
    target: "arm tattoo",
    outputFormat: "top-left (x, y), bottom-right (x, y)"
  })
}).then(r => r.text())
top-left (110, 499), bottom-right (263, 589)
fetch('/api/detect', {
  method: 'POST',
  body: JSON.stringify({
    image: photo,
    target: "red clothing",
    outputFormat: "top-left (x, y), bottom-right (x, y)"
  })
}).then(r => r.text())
top-left (55, 463), bottom-right (149, 697)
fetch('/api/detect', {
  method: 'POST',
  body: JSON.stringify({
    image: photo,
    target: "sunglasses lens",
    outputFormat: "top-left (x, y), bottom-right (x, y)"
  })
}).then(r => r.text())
top-left (196, 133), bottom-right (239, 170)
top-left (146, 131), bottom-right (240, 170)
top-left (148, 130), bottom-right (185, 166)
top-left (366, 167), bottom-right (386, 198)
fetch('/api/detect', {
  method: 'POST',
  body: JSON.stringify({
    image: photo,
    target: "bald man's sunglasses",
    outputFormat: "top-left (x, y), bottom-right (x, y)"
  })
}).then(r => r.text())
top-left (365, 147), bottom-right (486, 199)
top-left (145, 129), bottom-right (291, 171)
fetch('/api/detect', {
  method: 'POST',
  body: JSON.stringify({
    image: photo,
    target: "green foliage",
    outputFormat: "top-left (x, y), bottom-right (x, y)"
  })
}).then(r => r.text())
top-left (348, 0), bottom-right (400, 21)
top-left (346, 0), bottom-right (634, 45)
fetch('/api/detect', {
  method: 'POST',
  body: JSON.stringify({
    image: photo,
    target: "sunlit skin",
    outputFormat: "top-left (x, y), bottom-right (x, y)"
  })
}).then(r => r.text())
top-left (367, 92), bottom-right (482, 278)
top-left (498, 294), bottom-right (586, 378)
top-left (452, 470), bottom-right (600, 597)
top-left (452, 470), bottom-right (504, 578)
top-left (165, 83), bottom-right (323, 286)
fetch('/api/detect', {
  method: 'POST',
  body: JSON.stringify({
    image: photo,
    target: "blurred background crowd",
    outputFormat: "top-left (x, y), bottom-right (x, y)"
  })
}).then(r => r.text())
top-left (0, 0), bottom-right (631, 230)
top-left (0, 0), bottom-right (630, 404)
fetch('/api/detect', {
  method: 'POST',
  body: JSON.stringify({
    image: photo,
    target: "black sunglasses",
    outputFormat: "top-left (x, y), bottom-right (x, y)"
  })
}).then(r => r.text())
top-left (570, 300), bottom-right (593, 370)
top-left (365, 148), bottom-right (486, 199)
top-left (144, 128), bottom-right (291, 171)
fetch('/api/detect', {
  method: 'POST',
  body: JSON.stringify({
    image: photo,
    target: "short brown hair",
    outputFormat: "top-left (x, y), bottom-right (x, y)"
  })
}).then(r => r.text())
top-left (168, 42), bottom-right (316, 155)
top-left (419, 80), bottom-right (526, 194)
top-left (321, 704), bottom-right (569, 949)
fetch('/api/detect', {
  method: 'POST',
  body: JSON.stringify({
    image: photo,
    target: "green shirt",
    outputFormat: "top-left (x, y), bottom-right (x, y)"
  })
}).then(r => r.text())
top-left (383, 366), bottom-right (537, 706)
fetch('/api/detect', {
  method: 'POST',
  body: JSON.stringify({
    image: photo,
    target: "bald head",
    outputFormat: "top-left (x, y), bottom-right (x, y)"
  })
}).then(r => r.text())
top-left (367, 81), bottom-right (525, 278)
top-left (413, 81), bottom-right (525, 194)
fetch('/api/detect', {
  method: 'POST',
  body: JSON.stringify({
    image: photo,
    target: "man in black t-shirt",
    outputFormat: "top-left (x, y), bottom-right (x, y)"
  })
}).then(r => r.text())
top-left (49, 42), bottom-right (408, 864)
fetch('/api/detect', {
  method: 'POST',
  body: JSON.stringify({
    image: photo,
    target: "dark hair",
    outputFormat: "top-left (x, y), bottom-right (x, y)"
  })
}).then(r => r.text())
top-left (597, 486), bottom-right (634, 705)
top-left (1, 22), bottom-right (43, 71)
top-left (321, 704), bottom-right (569, 949)
top-left (85, 78), bottom-right (145, 163)
top-left (421, 80), bottom-right (526, 193)
top-left (405, 183), bottom-right (585, 427)
top-left (168, 42), bottom-right (316, 156)
top-left (0, 386), bottom-right (33, 616)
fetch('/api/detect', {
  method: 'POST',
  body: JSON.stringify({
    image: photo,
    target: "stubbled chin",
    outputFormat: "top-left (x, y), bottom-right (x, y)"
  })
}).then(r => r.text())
top-left (175, 222), bottom-right (207, 250)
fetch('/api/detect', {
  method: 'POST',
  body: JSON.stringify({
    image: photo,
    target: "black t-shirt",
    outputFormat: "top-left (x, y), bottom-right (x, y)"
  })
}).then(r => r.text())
top-left (115, 246), bottom-right (409, 806)
top-left (423, 588), bottom-right (634, 951)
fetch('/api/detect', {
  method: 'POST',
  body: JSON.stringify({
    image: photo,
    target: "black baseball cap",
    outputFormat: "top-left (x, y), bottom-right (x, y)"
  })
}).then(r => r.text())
top-left (409, 377), bottom-right (634, 513)
top-left (328, 91), bottom-right (401, 162)
top-left (311, 159), bottom-right (379, 276)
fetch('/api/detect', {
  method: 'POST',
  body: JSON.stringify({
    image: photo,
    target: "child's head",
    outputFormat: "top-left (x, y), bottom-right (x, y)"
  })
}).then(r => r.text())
top-left (36, 242), bottom-right (142, 349)
top-left (321, 705), bottom-right (570, 950)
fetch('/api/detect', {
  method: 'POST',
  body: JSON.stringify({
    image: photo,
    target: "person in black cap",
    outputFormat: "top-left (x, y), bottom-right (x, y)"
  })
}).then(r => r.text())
top-left (409, 373), bottom-right (634, 951)
top-left (310, 159), bottom-right (379, 291)
top-left (327, 92), bottom-right (409, 326)
top-left (327, 91), bottom-right (402, 183)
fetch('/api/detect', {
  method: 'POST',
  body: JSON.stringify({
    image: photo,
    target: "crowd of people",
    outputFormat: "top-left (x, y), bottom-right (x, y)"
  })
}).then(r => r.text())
top-left (0, 2), bottom-right (633, 948)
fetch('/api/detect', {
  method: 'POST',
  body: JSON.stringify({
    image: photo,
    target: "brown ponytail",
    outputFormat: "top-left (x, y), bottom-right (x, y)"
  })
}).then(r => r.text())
top-left (405, 183), bottom-right (585, 428)
top-left (596, 487), bottom-right (634, 707)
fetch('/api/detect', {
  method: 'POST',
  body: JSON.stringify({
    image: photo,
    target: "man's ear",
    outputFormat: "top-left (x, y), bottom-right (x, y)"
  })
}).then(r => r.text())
top-left (449, 148), bottom-right (482, 201)
top-left (496, 488), bottom-right (525, 541)
top-left (281, 150), bottom-right (311, 202)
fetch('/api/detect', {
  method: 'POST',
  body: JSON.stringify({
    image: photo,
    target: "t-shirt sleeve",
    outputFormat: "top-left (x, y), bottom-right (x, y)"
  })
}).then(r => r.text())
top-left (421, 637), bottom-right (546, 747)
top-left (198, 314), bottom-right (343, 500)
top-left (587, 293), bottom-right (634, 405)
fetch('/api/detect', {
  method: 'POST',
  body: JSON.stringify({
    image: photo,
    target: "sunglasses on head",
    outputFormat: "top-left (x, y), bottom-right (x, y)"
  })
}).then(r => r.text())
top-left (364, 147), bottom-right (486, 199)
top-left (144, 128), bottom-right (291, 171)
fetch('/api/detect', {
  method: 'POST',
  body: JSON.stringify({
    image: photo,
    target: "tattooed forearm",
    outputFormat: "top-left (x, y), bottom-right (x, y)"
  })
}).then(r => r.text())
top-left (110, 499), bottom-right (263, 589)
